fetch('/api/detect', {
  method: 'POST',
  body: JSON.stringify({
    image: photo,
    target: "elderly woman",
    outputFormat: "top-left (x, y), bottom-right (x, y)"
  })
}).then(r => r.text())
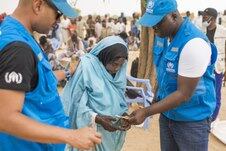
top-left (62, 36), bottom-right (130, 151)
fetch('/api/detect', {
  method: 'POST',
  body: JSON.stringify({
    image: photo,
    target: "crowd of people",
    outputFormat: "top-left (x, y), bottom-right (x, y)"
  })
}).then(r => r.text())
top-left (31, 12), bottom-right (142, 76)
top-left (0, 0), bottom-right (226, 151)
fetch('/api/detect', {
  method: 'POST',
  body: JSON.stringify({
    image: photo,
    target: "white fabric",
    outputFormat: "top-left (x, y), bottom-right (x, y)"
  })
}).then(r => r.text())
top-left (178, 38), bottom-right (211, 78)
top-left (194, 22), bottom-right (226, 74)
top-left (211, 119), bottom-right (226, 144)
top-left (95, 22), bottom-right (102, 38)
top-left (91, 112), bottom-right (97, 129)
top-left (50, 38), bottom-right (61, 51)
top-left (76, 20), bottom-right (87, 39)
top-left (60, 18), bottom-right (70, 44)
top-left (113, 23), bottom-right (121, 35)
top-left (61, 18), bottom-right (71, 28)
top-left (76, 37), bottom-right (85, 51)
top-left (118, 22), bottom-right (126, 33)
top-left (193, 16), bottom-right (202, 28)
top-left (213, 24), bottom-right (226, 74)
top-left (107, 21), bottom-right (115, 35)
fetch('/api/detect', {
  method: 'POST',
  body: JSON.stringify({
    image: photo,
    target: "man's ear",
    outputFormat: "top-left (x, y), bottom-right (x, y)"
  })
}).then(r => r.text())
top-left (169, 12), bottom-right (178, 24)
top-left (32, 0), bottom-right (43, 15)
top-left (171, 12), bottom-right (177, 20)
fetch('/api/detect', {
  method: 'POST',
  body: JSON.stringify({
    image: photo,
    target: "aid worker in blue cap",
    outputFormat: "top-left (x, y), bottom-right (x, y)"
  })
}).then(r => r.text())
top-left (0, 0), bottom-right (101, 150)
top-left (129, 0), bottom-right (217, 150)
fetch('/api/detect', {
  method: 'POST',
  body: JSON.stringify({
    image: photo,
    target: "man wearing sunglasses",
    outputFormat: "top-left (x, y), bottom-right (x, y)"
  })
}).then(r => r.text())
top-left (0, 0), bottom-right (101, 150)
top-left (129, 0), bottom-right (217, 150)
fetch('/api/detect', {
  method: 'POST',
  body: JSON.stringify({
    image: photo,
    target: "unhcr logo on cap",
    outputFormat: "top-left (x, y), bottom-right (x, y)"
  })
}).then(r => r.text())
top-left (139, 0), bottom-right (178, 27)
top-left (146, 0), bottom-right (154, 14)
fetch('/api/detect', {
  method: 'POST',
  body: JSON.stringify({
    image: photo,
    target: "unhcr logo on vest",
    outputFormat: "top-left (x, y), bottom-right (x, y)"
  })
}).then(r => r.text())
top-left (5, 72), bottom-right (23, 84)
top-left (166, 62), bottom-right (175, 73)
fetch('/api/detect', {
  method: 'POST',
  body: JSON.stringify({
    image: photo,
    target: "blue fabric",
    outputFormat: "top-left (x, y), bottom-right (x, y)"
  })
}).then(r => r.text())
top-left (51, 0), bottom-right (78, 18)
top-left (0, 16), bottom-right (68, 151)
top-left (139, 0), bottom-right (177, 27)
top-left (61, 36), bottom-right (128, 151)
top-left (159, 114), bottom-right (211, 151)
top-left (131, 25), bottom-right (139, 37)
top-left (153, 18), bottom-right (217, 121)
top-left (212, 71), bottom-right (224, 121)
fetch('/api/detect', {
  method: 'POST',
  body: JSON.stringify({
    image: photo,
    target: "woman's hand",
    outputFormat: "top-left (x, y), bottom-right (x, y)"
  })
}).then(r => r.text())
top-left (116, 113), bottom-right (131, 131)
top-left (95, 115), bottom-right (118, 132)
top-left (95, 114), bottom-right (131, 132)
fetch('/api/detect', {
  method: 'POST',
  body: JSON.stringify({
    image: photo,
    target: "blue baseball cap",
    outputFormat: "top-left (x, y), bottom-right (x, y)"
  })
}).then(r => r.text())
top-left (50, 0), bottom-right (78, 18)
top-left (139, 0), bottom-right (177, 27)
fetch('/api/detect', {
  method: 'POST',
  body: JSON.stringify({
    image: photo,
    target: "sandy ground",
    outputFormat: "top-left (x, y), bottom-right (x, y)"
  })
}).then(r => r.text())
top-left (122, 51), bottom-right (226, 151)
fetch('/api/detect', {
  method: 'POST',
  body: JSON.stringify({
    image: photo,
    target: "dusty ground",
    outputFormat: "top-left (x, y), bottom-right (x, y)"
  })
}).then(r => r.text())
top-left (122, 51), bottom-right (226, 151)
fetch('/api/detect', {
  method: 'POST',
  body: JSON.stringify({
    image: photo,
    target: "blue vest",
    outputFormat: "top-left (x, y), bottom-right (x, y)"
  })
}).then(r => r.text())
top-left (153, 19), bottom-right (217, 121)
top-left (0, 16), bottom-right (68, 151)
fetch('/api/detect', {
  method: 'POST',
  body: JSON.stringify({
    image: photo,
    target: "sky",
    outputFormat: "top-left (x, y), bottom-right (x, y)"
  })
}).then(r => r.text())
top-left (0, 0), bottom-right (225, 16)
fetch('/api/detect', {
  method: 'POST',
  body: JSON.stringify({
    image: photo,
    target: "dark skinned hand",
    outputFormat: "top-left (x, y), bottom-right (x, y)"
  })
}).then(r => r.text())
top-left (128, 108), bottom-right (147, 125)
top-left (112, 113), bottom-right (131, 131)
top-left (95, 114), bottom-right (131, 132)
top-left (95, 115), bottom-right (118, 132)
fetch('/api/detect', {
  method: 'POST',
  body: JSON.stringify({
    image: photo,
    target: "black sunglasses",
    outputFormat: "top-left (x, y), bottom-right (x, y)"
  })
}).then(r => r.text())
top-left (44, 0), bottom-right (63, 20)
top-left (153, 16), bottom-right (166, 30)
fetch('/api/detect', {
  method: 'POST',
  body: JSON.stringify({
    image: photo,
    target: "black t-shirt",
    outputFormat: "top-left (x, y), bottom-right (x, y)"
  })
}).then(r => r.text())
top-left (206, 27), bottom-right (216, 43)
top-left (0, 42), bottom-right (38, 92)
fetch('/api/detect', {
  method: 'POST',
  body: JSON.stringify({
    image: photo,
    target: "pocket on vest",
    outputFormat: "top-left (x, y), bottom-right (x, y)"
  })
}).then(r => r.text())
top-left (153, 45), bottom-right (164, 66)
top-left (41, 59), bottom-right (58, 90)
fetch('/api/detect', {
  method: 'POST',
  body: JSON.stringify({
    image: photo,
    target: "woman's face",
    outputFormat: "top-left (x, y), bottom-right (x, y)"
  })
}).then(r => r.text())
top-left (105, 58), bottom-right (126, 74)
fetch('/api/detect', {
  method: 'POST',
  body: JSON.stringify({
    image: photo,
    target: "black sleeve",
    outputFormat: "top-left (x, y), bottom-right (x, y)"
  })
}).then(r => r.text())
top-left (0, 42), bottom-right (38, 92)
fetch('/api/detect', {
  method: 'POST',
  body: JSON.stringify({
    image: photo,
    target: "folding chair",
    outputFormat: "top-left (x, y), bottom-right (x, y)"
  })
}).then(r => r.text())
top-left (125, 75), bottom-right (154, 129)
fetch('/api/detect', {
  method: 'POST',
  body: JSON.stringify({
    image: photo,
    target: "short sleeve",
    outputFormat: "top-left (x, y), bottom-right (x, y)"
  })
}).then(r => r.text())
top-left (178, 38), bottom-right (211, 78)
top-left (0, 42), bottom-right (37, 91)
